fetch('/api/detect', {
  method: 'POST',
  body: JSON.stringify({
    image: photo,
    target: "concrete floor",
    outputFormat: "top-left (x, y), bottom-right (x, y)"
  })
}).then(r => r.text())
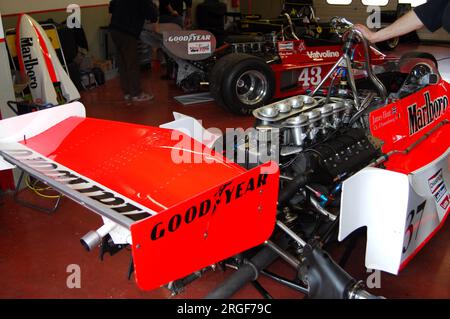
top-left (0, 43), bottom-right (449, 299)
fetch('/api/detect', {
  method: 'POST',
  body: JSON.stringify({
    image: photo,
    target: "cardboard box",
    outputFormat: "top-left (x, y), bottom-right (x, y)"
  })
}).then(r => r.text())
top-left (93, 59), bottom-right (113, 73)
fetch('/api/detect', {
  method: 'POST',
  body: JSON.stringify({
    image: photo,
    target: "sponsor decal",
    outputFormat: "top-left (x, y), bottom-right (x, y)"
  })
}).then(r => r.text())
top-left (441, 195), bottom-right (449, 210)
top-left (428, 169), bottom-right (450, 210)
top-left (298, 41), bottom-right (306, 52)
top-left (167, 33), bottom-right (211, 43)
top-left (188, 42), bottom-right (211, 55)
top-left (150, 174), bottom-right (269, 241)
top-left (4, 149), bottom-right (153, 221)
top-left (408, 92), bottom-right (448, 135)
top-left (20, 37), bottom-right (39, 89)
top-left (278, 41), bottom-right (294, 51)
top-left (307, 50), bottom-right (340, 60)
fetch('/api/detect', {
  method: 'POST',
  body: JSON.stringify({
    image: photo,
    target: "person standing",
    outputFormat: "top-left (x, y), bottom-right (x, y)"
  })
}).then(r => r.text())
top-left (159, 0), bottom-right (192, 29)
top-left (109, 0), bottom-right (158, 102)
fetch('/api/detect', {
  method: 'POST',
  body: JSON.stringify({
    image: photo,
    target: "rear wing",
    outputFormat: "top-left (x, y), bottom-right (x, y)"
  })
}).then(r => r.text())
top-left (0, 103), bottom-right (279, 290)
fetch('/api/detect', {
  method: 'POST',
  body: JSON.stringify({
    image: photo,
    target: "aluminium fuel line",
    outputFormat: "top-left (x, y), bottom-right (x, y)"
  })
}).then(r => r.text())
top-left (369, 119), bottom-right (450, 167)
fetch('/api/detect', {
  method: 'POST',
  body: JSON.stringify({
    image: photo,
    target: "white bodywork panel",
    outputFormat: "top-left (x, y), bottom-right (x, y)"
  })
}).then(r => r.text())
top-left (160, 112), bottom-right (222, 149)
top-left (339, 148), bottom-right (450, 274)
top-left (18, 15), bottom-right (80, 105)
top-left (0, 102), bottom-right (85, 143)
top-left (101, 217), bottom-right (132, 245)
top-left (0, 102), bottom-right (85, 170)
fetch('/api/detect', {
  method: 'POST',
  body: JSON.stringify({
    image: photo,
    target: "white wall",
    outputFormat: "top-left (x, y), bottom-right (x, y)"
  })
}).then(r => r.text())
top-left (0, 0), bottom-right (109, 16)
top-left (314, 0), bottom-right (450, 41)
top-left (1, 6), bottom-right (110, 59)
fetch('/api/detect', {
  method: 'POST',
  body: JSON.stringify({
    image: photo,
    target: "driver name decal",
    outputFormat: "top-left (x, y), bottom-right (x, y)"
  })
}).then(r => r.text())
top-left (408, 92), bottom-right (448, 135)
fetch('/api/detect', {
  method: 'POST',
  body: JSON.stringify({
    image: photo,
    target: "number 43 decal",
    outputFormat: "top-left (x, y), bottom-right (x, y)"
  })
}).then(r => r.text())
top-left (298, 67), bottom-right (322, 87)
top-left (403, 201), bottom-right (426, 254)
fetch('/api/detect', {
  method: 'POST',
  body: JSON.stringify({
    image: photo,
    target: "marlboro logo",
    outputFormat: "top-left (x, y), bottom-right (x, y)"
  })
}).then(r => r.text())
top-left (408, 92), bottom-right (448, 135)
top-left (20, 37), bottom-right (39, 89)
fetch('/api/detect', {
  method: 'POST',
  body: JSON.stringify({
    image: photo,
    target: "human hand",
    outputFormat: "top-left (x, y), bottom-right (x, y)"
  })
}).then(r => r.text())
top-left (354, 24), bottom-right (378, 43)
top-left (171, 10), bottom-right (179, 17)
top-left (184, 16), bottom-right (192, 29)
top-left (152, 22), bottom-right (160, 33)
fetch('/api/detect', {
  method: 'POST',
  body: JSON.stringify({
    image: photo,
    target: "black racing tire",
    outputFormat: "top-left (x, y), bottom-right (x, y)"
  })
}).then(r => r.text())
top-left (399, 51), bottom-right (438, 68)
top-left (224, 35), bottom-right (265, 44)
top-left (209, 54), bottom-right (237, 112)
top-left (211, 53), bottom-right (275, 115)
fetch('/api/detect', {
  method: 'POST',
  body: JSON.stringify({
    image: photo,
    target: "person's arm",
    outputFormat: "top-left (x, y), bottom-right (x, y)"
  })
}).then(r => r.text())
top-left (355, 10), bottom-right (423, 43)
top-left (159, 0), bottom-right (179, 16)
top-left (184, 0), bottom-right (192, 28)
top-left (144, 0), bottom-right (159, 23)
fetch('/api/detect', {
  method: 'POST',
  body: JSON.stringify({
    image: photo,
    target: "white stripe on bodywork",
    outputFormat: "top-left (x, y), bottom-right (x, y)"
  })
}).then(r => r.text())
top-left (0, 143), bottom-right (157, 222)
top-left (0, 102), bottom-right (85, 170)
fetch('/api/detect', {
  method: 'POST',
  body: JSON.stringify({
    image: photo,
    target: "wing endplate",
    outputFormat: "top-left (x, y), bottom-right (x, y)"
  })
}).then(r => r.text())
top-left (130, 162), bottom-right (279, 290)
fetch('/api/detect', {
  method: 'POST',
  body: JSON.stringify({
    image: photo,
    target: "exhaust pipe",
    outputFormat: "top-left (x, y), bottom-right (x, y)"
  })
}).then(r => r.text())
top-left (80, 223), bottom-right (117, 252)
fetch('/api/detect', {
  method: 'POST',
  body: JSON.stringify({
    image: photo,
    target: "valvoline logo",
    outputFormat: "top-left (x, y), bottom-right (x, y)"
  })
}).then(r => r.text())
top-left (307, 50), bottom-right (340, 59)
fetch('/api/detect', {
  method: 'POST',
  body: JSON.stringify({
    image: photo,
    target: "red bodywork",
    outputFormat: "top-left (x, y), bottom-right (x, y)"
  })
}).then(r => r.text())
top-left (21, 117), bottom-right (279, 290)
top-left (369, 79), bottom-right (450, 270)
top-left (369, 80), bottom-right (450, 174)
top-left (271, 39), bottom-right (394, 99)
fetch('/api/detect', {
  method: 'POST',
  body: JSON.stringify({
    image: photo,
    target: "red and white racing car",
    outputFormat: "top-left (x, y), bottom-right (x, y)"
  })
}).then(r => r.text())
top-left (0, 18), bottom-right (448, 299)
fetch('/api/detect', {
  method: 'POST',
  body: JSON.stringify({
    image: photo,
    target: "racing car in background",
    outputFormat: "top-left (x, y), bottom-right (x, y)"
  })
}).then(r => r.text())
top-left (143, 9), bottom-right (426, 116)
top-left (0, 18), bottom-right (448, 299)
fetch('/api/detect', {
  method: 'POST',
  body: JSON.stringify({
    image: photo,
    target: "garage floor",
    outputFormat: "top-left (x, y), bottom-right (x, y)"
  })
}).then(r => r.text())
top-left (1, 43), bottom-right (449, 299)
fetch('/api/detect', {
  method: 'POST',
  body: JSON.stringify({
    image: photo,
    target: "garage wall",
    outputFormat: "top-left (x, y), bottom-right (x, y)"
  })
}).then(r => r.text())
top-left (0, 0), bottom-right (108, 15)
top-left (237, 0), bottom-right (450, 42)
top-left (240, 0), bottom-right (283, 17)
top-left (314, 0), bottom-right (450, 41)
top-left (1, 5), bottom-right (111, 59)
top-left (314, 0), bottom-right (396, 24)
top-left (0, 1), bottom-right (237, 59)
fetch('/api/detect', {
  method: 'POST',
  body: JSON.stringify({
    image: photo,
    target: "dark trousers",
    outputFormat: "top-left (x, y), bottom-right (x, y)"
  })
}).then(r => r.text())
top-left (110, 29), bottom-right (141, 97)
top-left (159, 15), bottom-right (183, 27)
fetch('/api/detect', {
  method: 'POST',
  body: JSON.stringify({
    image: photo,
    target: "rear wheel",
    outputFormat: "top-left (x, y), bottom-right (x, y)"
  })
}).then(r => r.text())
top-left (210, 53), bottom-right (275, 115)
top-left (399, 51), bottom-right (438, 68)
top-left (210, 54), bottom-right (236, 112)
